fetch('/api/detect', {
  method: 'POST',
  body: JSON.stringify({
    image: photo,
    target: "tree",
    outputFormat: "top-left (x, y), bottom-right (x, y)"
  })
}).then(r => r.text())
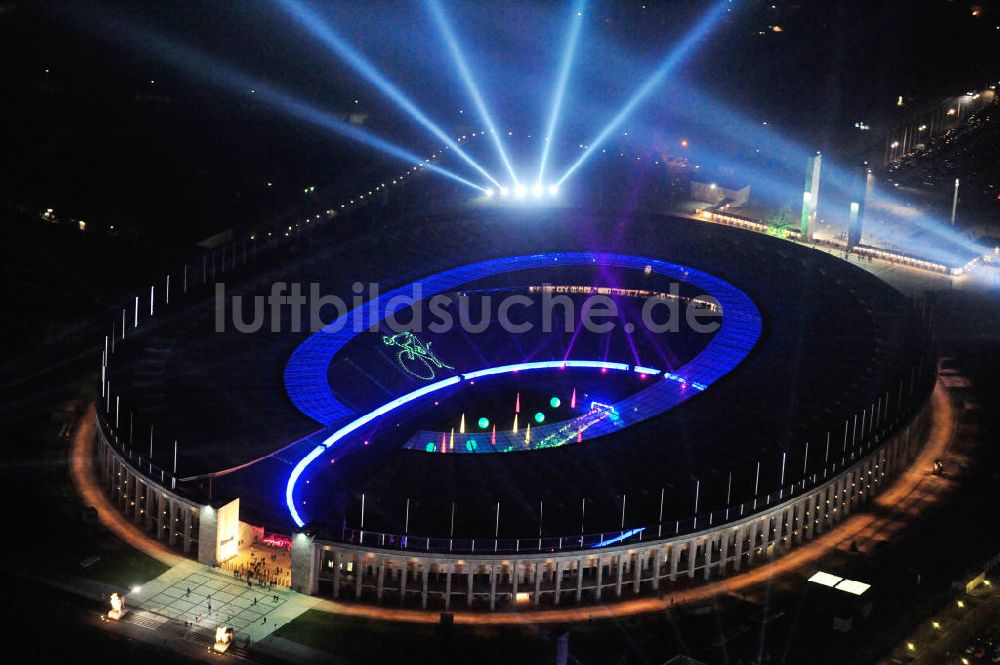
top-left (766, 206), bottom-right (794, 239)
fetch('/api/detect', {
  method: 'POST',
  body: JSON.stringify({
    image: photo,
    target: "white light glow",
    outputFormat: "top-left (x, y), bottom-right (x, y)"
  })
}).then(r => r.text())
top-left (808, 571), bottom-right (843, 587)
top-left (835, 579), bottom-right (871, 595)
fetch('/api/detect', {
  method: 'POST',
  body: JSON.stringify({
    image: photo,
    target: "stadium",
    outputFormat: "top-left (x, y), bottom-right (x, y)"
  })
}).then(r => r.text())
top-left (95, 206), bottom-right (936, 611)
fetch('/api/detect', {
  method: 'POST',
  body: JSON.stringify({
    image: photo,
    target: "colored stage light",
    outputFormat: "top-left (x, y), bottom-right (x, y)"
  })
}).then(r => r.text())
top-left (547, 184), bottom-right (560, 196)
top-left (550, 397), bottom-right (561, 408)
top-left (478, 417), bottom-right (490, 429)
top-left (514, 184), bottom-right (527, 198)
top-left (532, 183), bottom-right (544, 198)
top-left (534, 412), bottom-right (545, 423)
top-left (484, 187), bottom-right (495, 198)
top-left (499, 186), bottom-right (510, 197)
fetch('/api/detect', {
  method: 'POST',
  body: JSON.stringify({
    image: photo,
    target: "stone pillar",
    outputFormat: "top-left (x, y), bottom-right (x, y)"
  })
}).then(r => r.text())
top-left (595, 559), bottom-right (604, 600)
top-left (421, 562), bottom-right (429, 609)
top-left (182, 507), bottom-right (193, 553)
top-left (615, 554), bottom-right (625, 597)
top-left (804, 495), bottom-right (815, 540)
top-left (717, 533), bottom-right (728, 575)
top-left (842, 474), bottom-right (852, 517)
top-left (467, 565), bottom-right (474, 606)
top-left (511, 560), bottom-right (519, 601)
top-left (444, 563), bottom-right (452, 609)
top-left (766, 516), bottom-right (777, 560)
top-left (398, 560), bottom-right (407, 606)
top-left (734, 526), bottom-right (745, 571)
top-left (703, 538), bottom-right (713, 581)
top-left (146, 484), bottom-right (157, 532)
top-left (576, 558), bottom-right (585, 601)
top-left (377, 557), bottom-right (386, 604)
top-left (781, 507), bottom-right (792, 552)
top-left (130, 472), bottom-right (141, 524)
top-left (687, 540), bottom-right (697, 579)
top-left (354, 553), bottom-right (363, 600)
top-left (290, 533), bottom-right (319, 595)
top-left (793, 501), bottom-right (803, 544)
top-left (534, 562), bottom-right (543, 606)
top-left (669, 543), bottom-right (681, 581)
top-left (333, 550), bottom-right (342, 598)
top-left (554, 560), bottom-right (563, 605)
top-left (489, 563), bottom-right (498, 611)
top-left (651, 549), bottom-right (661, 590)
top-left (633, 553), bottom-right (642, 594)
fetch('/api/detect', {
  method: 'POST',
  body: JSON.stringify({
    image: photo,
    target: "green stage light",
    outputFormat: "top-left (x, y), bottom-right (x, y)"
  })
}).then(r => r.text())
top-left (550, 397), bottom-right (561, 408)
top-left (478, 417), bottom-right (490, 429)
top-left (534, 412), bottom-right (545, 424)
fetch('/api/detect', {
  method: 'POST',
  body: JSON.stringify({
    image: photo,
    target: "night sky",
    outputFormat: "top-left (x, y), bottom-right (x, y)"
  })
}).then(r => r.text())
top-left (1, 1), bottom-right (997, 244)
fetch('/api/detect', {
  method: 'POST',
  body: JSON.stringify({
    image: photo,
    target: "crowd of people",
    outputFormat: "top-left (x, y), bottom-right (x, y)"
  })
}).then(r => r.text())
top-left (219, 544), bottom-right (291, 588)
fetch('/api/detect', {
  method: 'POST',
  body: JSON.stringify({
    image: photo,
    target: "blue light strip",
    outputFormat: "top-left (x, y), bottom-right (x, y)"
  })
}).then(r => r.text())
top-left (286, 445), bottom-right (326, 528)
top-left (633, 365), bottom-right (662, 375)
top-left (286, 375), bottom-right (461, 526)
top-left (463, 359), bottom-right (630, 380)
top-left (591, 527), bottom-right (646, 548)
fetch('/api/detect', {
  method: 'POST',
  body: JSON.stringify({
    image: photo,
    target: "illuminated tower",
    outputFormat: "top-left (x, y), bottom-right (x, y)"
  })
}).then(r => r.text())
top-left (847, 165), bottom-right (872, 250)
top-left (800, 152), bottom-right (822, 241)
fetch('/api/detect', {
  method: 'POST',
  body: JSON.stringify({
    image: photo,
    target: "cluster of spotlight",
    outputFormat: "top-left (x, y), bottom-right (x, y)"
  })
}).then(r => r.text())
top-left (261, 0), bottom-right (733, 208)
top-left (484, 183), bottom-right (560, 199)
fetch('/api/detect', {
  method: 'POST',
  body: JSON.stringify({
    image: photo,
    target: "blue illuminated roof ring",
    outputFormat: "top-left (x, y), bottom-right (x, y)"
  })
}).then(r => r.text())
top-left (283, 253), bottom-right (762, 527)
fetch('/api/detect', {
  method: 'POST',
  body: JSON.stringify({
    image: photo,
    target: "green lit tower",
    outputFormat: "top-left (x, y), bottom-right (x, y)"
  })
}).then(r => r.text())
top-left (800, 152), bottom-right (821, 241)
